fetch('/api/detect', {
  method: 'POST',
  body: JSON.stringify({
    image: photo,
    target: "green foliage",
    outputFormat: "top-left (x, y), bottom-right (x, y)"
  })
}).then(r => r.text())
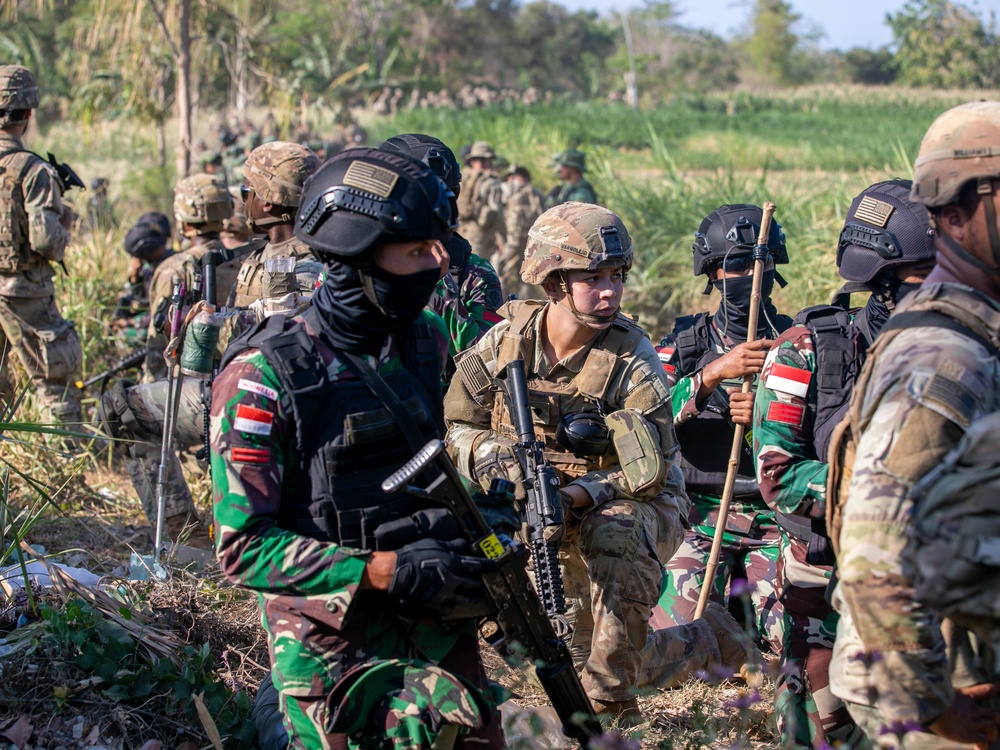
top-left (888, 0), bottom-right (1000, 89)
top-left (742, 0), bottom-right (807, 86)
top-left (843, 47), bottom-right (899, 85)
top-left (41, 599), bottom-right (256, 748)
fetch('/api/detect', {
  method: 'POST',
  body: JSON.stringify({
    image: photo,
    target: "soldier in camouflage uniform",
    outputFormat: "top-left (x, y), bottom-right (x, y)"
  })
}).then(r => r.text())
top-left (211, 148), bottom-right (503, 749)
top-left (0, 65), bottom-right (83, 425)
top-left (654, 205), bottom-right (789, 657)
top-left (457, 141), bottom-right (505, 262)
top-left (829, 102), bottom-right (1000, 749)
top-left (753, 180), bottom-right (936, 748)
top-left (379, 134), bottom-right (503, 361)
top-left (545, 149), bottom-right (597, 209)
top-left (497, 164), bottom-right (545, 300)
top-left (445, 202), bottom-right (758, 726)
top-left (110, 214), bottom-right (174, 356)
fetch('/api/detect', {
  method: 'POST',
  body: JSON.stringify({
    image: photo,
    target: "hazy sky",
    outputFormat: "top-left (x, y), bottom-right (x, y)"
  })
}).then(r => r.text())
top-left (554, 0), bottom-right (997, 51)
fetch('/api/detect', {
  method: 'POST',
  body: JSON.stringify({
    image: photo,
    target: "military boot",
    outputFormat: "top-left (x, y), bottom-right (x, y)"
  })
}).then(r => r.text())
top-left (592, 698), bottom-right (644, 729)
top-left (702, 602), bottom-right (762, 682)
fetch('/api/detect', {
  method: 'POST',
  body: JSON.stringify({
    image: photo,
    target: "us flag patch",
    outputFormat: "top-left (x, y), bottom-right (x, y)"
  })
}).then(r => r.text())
top-left (766, 401), bottom-right (805, 426)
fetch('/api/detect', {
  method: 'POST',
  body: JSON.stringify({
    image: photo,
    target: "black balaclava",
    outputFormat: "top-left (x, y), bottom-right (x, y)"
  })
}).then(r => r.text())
top-left (861, 274), bottom-right (923, 342)
top-left (712, 270), bottom-right (779, 342)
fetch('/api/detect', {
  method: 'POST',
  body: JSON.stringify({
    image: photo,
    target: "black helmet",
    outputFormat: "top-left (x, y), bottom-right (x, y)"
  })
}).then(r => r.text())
top-left (124, 221), bottom-right (168, 261)
top-left (295, 148), bottom-right (457, 263)
top-left (136, 211), bottom-right (172, 239)
top-left (378, 134), bottom-right (462, 196)
top-left (837, 179), bottom-right (936, 285)
top-left (692, 204), bottom-right (788, 277)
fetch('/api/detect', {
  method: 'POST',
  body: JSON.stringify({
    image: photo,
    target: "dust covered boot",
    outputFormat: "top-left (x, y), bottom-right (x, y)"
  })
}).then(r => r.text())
top-left (702, 602), bottom-right (762, 683)
top-left (592, 698), bottom-right (644, 729)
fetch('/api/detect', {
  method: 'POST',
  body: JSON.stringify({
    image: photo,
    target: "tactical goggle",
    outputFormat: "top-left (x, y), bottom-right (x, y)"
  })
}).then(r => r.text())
top-left (710, 254), bottom-right (756, 273)
top-left (420, 147), bottom-right (458, 188)
top-left (298, 184), bottom-right (458, 236)
top-left (239, 185), bottom-right (251, 203)
top-left (837, 222), bottom-right (904, 263)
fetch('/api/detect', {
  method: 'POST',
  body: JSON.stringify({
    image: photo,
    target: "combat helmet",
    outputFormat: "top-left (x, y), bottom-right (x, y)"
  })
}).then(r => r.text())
top-left (379, 134), bottom-right (462, 196)
top-left (521, 201), bottom-right (632, 285)
top-left (295, 147), bottom-right (456, 263)
top-left (0, 65), bottom-right (39, 127)
top-left (692, 204), bottom-right (788, 277)
top-left (173, 173), bottom-right (233, 235)
top-left (553, 149), bottom-right (588, 173)
top-left (243, 141), bottom-right (321, 208)
top-left (467, 141), bottom-right (495, 161)
top-left (838, 179), bottom-right (935, 285)
top-left (912, 101), bottom-right (1000, 269)
top-left (124, 221), bottom-right (168, 261)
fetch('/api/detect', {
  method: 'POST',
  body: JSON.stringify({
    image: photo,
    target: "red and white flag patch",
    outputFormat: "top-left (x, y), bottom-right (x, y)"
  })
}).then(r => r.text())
top-left (764, 363), bottom-right (811, 398)
top-left (766, 401), bottom-right (805, 426)
top-left (656, 346), bottom-right (676, 374)
top-left (232, 446), bottom-right (271, 464)
top-left (234, 404), bottom-right (274, 436)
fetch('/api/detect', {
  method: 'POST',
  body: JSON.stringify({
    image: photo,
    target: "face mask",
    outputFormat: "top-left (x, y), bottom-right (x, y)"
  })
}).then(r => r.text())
top-left (711, 270), bottom-right (777, 341)
top-left (890, 279), bottom-right (923, 303)
top-left (366, 263), bottom-right (442, 324)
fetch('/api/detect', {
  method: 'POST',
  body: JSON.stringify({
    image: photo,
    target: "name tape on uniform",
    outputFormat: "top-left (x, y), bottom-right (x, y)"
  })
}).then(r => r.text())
top-left (238, 378), bottom-right (278, 402)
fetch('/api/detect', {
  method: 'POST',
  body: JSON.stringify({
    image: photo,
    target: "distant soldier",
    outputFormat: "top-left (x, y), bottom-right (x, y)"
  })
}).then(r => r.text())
top-left (87, 177), bottom-right (116, 230)
top-left (0, 64), bottom-right (83, 425)
top-left (829, 101), bottom-right (1000, 750)
top-left (498, 164), bottom-right (545, 299)
top-left (546, 149), bottom-right (597, 208)
top-left (457, 141), bottom-right (505, 262)
top-left (110, 214), bottom-right (174, 355)
top-left (654, 205), bottom-right (789, 656)
top-left (753, 180), bottom-right (936, 748)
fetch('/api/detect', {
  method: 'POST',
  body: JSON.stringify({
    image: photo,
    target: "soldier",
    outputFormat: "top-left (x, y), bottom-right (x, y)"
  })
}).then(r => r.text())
top-left (142, 173), bottom-right (238, 383)
top-left (753, 180), bottom-right (936, 748)
top-left (0, 64), bottom-right (83, 426)
top-left (110, 214), bottom-right (174, 355)
top-left (545, 149), bottom-right (597, 208)
top-left (498, 164), bottom-right (545, 300)
top-left (457, 141), bottom-right (505, 262)
top-left (211, 148), bottom-right (504, 748)
top-left (379, 134), bottom-right (502, 361)
top-left (445, 202), bottom-right (757, 726)
top-left (828, 102), bottom-right (1000, 748)
top-left (654, 204), bottom-right (789, 657)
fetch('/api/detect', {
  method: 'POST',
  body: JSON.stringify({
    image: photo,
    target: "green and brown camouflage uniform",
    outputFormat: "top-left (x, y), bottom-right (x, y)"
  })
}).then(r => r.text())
top-left (456, 165), bottom-right (504, 262)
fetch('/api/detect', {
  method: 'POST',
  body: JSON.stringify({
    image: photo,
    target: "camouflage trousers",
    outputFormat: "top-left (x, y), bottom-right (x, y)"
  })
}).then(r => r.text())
top-left (0, 294), bottom-right (82, 423)
top-left (655, 498), bottom-right (784, 656)
top-left (775, 536), bottom-right (862, 749)
top-left (98, 376), bottom-right (202, 524)
top-left (559, 493), bottom-right (721, 701)
top-left (845, 703), bottom-right (967, 750)
top-left (265, 597), bottom-right (503, 749)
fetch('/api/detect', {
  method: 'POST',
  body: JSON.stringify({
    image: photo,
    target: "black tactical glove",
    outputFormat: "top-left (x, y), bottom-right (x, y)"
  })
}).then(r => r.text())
top-left (388, 538), bottom-right (495, 611)
top-left (374, 509), bottom-right (459, 550)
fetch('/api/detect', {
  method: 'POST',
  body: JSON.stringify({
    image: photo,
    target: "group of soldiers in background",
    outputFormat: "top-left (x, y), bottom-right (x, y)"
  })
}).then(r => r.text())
top-left (4, 59), bottom-right (1000, 750)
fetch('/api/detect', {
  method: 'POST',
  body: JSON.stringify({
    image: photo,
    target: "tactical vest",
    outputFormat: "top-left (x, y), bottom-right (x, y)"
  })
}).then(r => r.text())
top-left (670, 313), bottom-right (765, 498)
top-left (220, 307), bottom-right (443, 548)
top-left (489, 300), bottom-right (648, 482)
top-left (232, 238), bottom-right (313, 308)
top-left (0, 149), bottom-right (44, 274)
top-left (457, 168), bottom-right (486, 224)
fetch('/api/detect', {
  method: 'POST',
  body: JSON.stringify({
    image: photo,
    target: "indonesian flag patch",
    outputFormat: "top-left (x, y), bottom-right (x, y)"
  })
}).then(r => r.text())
top-left (234, 404), bottom-right (274, 436)
top-left (766, 401), bottom-right (805, 426)
top-left (764, 363), bottom-right (811, 398)
top-left (656, 346), bottom-right (676, 374)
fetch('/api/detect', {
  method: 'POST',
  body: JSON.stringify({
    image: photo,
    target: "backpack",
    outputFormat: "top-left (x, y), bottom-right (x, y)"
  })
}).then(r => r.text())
top-left (908, 409), bottom-right (1000, 634)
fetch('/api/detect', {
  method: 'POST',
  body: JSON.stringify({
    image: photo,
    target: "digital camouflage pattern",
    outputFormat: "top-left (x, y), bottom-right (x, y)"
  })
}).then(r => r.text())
top-left (829, 284), bottom-right (1000, 735)
top-left (497, 179), bottom-right (545, 297)
top-left (444, 300), bottom-right (737, 706)
top-left (0, 65), bottom-right (39, 126)
top-left (753, 323), bottom-right (862, 748)
top-left (520, 202), bottom-right (632, 285)
top-left (0, 129), bottom-right (82, 423)
top-left (173, 173), bottom-right (232, 234)
top-left (456, 165), bottom-right (504, 262)
top-left (210, 312), bottom-right (499, 749)
top-left (427, 247), bottom-right (503, 359)
top-left (242, 141), bottom-right (320, 208)
top-left (654, 315), bottom-right (784, 658)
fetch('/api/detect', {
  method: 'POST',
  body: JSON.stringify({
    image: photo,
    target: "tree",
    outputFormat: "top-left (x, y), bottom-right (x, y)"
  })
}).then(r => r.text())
top-left (743, 0), bottom-right (805, 86)
top-left (887, 0), bottom-right (999, 89)
top-left (842, 47), bottom-right (898, 85)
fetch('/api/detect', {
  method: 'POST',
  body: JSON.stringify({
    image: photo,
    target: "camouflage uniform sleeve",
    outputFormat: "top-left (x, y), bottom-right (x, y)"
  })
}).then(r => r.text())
top-left (210, 349), bottom-right (368, 605)
top-left (753, 326), bottom-right (827, 518)
top-left (479, 178), bottom-right (506, 241)
top-left (22, 159), bottom-right (69, 261)
top-left (837, 329), bottom-right (994, 725)
top-left (655, 333), bottom-right (704, 425)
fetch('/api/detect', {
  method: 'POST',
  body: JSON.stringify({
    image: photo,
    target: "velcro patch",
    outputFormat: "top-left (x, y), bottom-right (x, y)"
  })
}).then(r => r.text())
top-left (264, 256), bottom-right (296, 273)
top-left (766, 401), bottom-right (805, 426)
top-left (854, 196), bottom-right (894, 228)
top-left (232, 447), bottom-right (271, 464)
top-left (765, 363), bottom-right (811, 398)
top-left (234, 404), bottom-right (274, 435)
top-left (343, 161), bottom-right (398, 197)
top-left (237, 378), bottom-right (278, 402)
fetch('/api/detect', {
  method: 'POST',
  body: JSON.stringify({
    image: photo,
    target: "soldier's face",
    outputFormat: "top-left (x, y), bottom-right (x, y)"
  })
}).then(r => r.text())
top-left (558, 267), bottom-right (623, 328)
top-left (372, 239), bottom-right (449, 279)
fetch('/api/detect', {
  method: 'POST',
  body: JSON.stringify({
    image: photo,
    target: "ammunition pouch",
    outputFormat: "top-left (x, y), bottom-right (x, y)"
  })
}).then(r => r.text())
top-left (606, 408), bottom-right (666, 495)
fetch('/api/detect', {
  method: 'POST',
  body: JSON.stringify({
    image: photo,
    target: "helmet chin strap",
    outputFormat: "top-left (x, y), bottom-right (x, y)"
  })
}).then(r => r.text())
top-left (245, 187), bottom-right (293, 233)
top-left (976, 176), bottom-right (1000, 269)
top-left (554, 271), bottom-right (619, 326)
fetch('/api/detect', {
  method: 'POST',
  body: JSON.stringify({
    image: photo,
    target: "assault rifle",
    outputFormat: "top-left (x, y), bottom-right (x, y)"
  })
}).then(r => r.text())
top-left (75, 346), bottom-right (147, 391)
top-left (382, 440), bottom-right (602, 744)
top-left (45, 152), bottom-right (85, 192)
top-left (498, 358), bottom-right (571, 638)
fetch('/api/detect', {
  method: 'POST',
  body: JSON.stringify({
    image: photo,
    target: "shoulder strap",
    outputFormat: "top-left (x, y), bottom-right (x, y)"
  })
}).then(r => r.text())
top-left (672, 313), bottom-right (711, 373)
top-left (879, 310), bottom-right (1000, 359)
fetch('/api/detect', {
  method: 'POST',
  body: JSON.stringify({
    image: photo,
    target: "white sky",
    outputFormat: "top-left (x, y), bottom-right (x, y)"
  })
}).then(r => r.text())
top-left (555, 0), bottom-right (1000, 51)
